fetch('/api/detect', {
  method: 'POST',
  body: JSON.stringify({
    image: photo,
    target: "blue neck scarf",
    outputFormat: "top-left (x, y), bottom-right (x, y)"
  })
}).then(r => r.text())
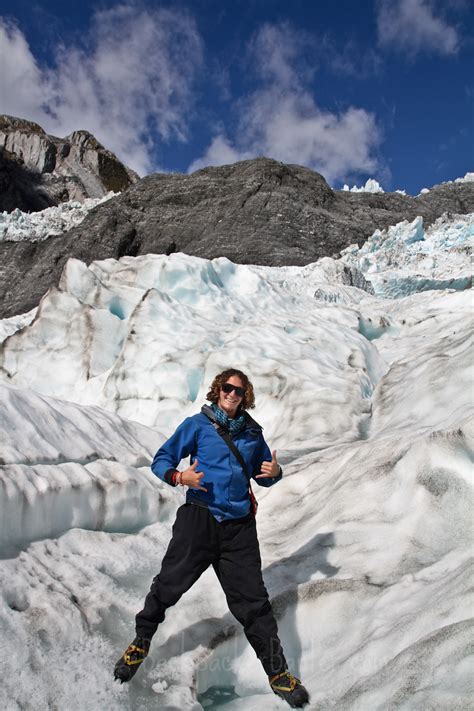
top-left (210, 403), bottom-right (246, 435)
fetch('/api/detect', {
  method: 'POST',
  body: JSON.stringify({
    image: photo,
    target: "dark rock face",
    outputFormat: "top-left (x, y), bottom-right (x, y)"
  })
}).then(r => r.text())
top-left (1, 157), bottom-right (473, 319)
top-left (0, 148), bottom-right (56, 213)
top-left (339, 265), bottom-right (375, 294)
top-left (0, 115), bottom-right (139, 210)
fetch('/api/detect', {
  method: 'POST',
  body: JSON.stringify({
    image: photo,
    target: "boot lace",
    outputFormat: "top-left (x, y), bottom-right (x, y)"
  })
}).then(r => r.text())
top-left (269, 670), bottom-right (301, 692)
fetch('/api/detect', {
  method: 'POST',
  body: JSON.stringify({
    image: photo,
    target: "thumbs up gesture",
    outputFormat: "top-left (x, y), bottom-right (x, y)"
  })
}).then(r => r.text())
top-left (256, 450), bottom-right (281, 478)
top-left (181, 459), bottom-right (207, 491)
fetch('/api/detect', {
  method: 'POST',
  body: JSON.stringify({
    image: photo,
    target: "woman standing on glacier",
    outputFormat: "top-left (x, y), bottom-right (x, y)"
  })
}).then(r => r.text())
top-left (114, 367), bottom-right (309, 708)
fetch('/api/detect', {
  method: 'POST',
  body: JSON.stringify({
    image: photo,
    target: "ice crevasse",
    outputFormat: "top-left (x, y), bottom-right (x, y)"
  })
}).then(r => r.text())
top-left (0, 207), bottom-right (472, 710)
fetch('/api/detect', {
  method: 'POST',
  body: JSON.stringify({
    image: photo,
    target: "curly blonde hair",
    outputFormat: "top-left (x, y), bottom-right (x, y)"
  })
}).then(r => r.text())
top-left (206, 368), bottom-right (255, 410)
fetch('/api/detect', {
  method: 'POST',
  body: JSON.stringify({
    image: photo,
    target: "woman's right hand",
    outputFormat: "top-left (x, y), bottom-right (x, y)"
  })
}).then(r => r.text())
top-left (181, 459), bottom-right (207, 491)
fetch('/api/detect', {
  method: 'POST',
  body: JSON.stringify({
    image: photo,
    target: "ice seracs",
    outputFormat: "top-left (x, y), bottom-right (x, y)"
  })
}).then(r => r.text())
top-left (0, 252), bottom-right (387, 441)
top-left (340, 212), bottom-right (472, 297)
top-left (342, 172), bottom-right (474, 197)
top-left (418, 171), bottom-right (474, 195)
top-left (0, 193), bottom-right (116, 243)
top-left (0, 203), bottom-right (472, 710)
top-left (454, 172), bottom-right (474, 183)
top-left (342, 178), bottom-right (385, 193)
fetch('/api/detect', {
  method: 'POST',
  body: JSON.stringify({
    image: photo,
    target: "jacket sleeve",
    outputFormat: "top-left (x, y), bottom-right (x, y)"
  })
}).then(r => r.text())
top-left (251, 433), bottom-right (283, 488)
top-left (151, 417), bottom-right (196, 486)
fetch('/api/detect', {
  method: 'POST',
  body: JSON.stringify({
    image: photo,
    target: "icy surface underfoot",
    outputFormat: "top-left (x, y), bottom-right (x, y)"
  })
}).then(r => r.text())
top-left (0, 210), bottom-right (472, 710)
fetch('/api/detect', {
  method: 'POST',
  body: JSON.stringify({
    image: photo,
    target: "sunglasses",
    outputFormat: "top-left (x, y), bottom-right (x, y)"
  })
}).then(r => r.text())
top-left (221, 383), bottom-right (245, 398)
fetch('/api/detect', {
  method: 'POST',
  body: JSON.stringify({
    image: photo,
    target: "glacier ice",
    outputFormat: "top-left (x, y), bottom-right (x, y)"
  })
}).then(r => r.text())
top-left (0, 252), bottom-right (387, 441)
top-left (418, 172), bottom-right (474, 195)
top-left (0, 207), bottom-right (472, 710)
top-left (0, 383), bottom-right (171, 557)
top-left (340, 213), bottom-right (472, 297)
top-left (341, 172), bottom-right (474, 198)
top-left (342, 179), bottom-right (385, 193)
top-left (454, 172), bottom-right (474, 183)
top-left (0, 193), bottom-right (116, 243)
top-left (0, 307), bottom-right (37, 342)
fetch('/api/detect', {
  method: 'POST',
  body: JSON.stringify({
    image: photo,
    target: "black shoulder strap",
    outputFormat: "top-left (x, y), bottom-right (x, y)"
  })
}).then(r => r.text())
top-left (212, 423), bottom-right (251, 481)
top-left (243, 412), bottom-right (263, 431)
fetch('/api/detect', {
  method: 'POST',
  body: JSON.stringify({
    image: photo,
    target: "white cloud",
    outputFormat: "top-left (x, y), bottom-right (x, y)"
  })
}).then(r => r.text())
top-left (188, 135), bottom-right (249, 173)
top-left (0, 6), bottom-right (203, 175)
top-left (189, 23), bottom-right (382, 185)
top-left (323, 37), bottom-right (383, 78)
top-left (247, 22), bottom-right (315, 86)
top-left (377, 0), bottom-right (459, 57)
top-left (0, 20), bottom-right (49, 120)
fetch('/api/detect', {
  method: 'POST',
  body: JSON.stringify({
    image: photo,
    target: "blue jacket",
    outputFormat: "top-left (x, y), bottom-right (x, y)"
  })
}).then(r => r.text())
top-left (151, 406), bottom-right (282, 521)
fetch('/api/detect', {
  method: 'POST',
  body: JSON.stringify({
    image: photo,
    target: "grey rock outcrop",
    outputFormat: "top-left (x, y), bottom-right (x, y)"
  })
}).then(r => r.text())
top-left (0, 148), bottom-right (55, 213)
top-left (0, 115), bottom-right (139, 210)
top-left (1, 157), bottom-right (473, 319)
top-left (338, 264), bottom-right (375, 293)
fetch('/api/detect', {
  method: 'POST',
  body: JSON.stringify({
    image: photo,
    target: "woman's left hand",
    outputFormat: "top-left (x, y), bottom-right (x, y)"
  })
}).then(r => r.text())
top-left (255, 450), bottom-right (281, 479)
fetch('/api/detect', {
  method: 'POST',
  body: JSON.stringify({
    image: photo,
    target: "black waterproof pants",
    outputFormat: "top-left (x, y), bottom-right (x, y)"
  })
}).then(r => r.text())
top-left (135, 502), bottom-right (287, 676)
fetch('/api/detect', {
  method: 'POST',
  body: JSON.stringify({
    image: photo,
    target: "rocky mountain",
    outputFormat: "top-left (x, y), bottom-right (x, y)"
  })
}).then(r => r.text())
top-left (1, 156), bottom-right (473, 319)
top-left (0, 147), bottom-right (54, 213)
top-left (0, 115), bottom-right (138, 212)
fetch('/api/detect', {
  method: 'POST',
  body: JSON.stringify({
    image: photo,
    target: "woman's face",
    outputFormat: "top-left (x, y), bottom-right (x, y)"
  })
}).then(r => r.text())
top-left (218, 375), bottom-right (245, 418)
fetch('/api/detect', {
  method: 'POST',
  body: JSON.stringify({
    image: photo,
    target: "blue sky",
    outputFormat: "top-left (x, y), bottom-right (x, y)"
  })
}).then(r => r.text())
top-left (0, 0), bottom-right (472, 194)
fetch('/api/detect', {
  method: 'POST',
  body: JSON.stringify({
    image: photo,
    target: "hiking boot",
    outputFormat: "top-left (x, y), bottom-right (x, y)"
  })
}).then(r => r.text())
top-left (269, 670), bottom-right (310, 708)
top-left (114, 636), bottom-right (151, 683)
